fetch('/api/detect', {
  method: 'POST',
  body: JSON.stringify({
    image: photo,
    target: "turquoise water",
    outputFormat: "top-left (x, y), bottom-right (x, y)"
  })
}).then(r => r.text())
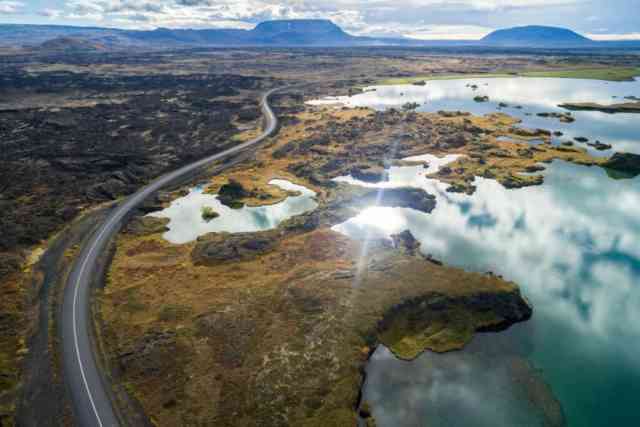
top-left (328, 77), bottom-right (640, 427)
top-left (149, 179), bottom-right (317, 244)
top-left (363, 334), bottom-right (562, 427)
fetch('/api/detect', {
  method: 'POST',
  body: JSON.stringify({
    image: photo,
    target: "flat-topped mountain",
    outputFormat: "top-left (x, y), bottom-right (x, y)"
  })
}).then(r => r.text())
top-left (251, 19), bottom-right (354, 44)
top-left (482, 25), bottom-right (593, 47)
top-left (254, 19), bottom-right (346, 36)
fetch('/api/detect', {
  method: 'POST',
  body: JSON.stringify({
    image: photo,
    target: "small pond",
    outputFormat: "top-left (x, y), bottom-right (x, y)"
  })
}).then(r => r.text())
top-left (149, 179), bottom-right (317, 244)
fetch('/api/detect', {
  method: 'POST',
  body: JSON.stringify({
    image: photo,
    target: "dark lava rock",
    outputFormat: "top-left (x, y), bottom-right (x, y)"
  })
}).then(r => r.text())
top-left (87, 178), bottom-right (128, 200)
top-left (512, 127), bottom-right (551, 138)
top-left (446, 183), bottom-right (477, 195)
top-left (442, 134), bottom-right (468, 148)
top-left (350, 165), bottom-right (388, 183)
top-left (273, 141), bottom-right (298, 159)
top-left (603, 152), bottom-right (640, 178)
top-left (192, 232), bottom-right (277, 265)
top-left (353, 187), bottom-right (436, 214)
top-left (438, 166), bottom-right (452, 176)
top-left (359, 401), bottom-right (373, 419)
top-left (537, 112), bottom-right (575, 123)
top-left (236, 107), bottom-right (260, 122)
top-left (218, 180), bottom-right (249, 208)
top-left (587, 141), bottom-right (612, 151)
top-left (391, 230), bottom-right (421, 255)
top-left (574, 136), bottom-right (589, 143)
top-left (502, 174), bottom-right (544, 189)
top-left (0, 252), bottom-right (23, 279)
top-left (525, 165), bottom-right (546, 173)
top-left (438, 111), bottom-right (470, 117)
top-left (137, 196), bottom-right (166, 214)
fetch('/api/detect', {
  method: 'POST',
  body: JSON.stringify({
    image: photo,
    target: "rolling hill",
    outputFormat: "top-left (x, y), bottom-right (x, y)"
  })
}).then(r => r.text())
top-left (481, 25), bottom-right (593, 47)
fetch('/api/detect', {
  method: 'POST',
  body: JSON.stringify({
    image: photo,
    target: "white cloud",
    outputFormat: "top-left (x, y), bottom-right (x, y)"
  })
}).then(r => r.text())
top-left (38, 9), bottom-right (63, 19)
top-left (403, 24), bottom-right (494, 40)
top-left (53, 0), bottom-right (584, 33)
top-left (0, 0), bottom-right (23, 14)
top-left (587, 32), bottom-right (640, 40)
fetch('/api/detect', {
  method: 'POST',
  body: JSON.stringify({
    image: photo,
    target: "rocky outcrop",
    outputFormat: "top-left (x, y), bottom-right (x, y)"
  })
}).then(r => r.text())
top-left (376, 288), bottom-right (533, 360)
top-left (512, 127), bottom-right (552, 138)
top-left (192, 231), bottom-right (278, 265)
top-left (350, 165), bottom-right (388, 183)
top-left (559, 101), bottom-right (640, 113)
top-left (536, 112), bottom-right (575, 123)
top-left (391, 230), bottom-right (420, 255)
top-left (441, 133), bottom-right (468, 148)
top-left (217, 180), bottom-right (250, 208)
top-left (0, 252), bottom-right (22, 280)
top-left (587, 141), bottom-right (612, 151)
top-left (351, 187), bottom-right (436, 214)
top-left (602, 152), bottom-right (640, 178)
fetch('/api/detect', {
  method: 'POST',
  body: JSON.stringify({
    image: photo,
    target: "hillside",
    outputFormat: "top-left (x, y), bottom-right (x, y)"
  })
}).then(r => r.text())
top-left (38, 37), bottom-right (106, 52)
top-left (124, 19), bottom-right (356, 46)
top-left (482, 25), bottom-right (593, 47)
top-left (251, 19), bottom-right (354, 45)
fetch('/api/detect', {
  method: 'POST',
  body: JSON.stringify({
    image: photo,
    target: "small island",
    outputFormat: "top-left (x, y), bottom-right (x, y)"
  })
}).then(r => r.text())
top-left (559, 101), bottom-right (640, 113)
top-left (201, 206), bottom-right (220, 222)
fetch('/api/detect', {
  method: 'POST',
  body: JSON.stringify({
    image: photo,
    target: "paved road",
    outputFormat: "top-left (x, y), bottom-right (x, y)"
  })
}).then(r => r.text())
top-left (61, 88), bottom-right (281, 427)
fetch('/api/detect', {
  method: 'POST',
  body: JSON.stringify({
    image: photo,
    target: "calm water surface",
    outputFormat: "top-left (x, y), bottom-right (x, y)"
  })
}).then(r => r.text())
top-left (313, 77), bottom-right (640, 155)
top-left (150, 179), bottom-right (317, 244)
top-left (328, 77), bottom-right (640, 427)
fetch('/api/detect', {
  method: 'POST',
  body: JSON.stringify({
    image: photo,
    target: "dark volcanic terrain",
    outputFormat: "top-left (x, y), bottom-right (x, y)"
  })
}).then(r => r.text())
top-left (0, 70), bottom-right (267, 255)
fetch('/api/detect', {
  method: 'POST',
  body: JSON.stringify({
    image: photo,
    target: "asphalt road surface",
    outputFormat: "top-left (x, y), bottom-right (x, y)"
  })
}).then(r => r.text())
top-left (61, 87), bottom-right (281, 427)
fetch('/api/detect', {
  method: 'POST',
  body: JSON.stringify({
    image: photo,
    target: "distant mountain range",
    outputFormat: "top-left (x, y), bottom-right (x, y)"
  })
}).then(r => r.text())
top-left (481, 25), bottom-right (593, 47)
top-left (0, 20), bottom-right (638, 50)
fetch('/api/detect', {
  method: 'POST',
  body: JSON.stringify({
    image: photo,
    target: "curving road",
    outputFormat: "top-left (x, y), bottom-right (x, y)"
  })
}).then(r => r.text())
top-left (61, 87), bottom-right (282, 427)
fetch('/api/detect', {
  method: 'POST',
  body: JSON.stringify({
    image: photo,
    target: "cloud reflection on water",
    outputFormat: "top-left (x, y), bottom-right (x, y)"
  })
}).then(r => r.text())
top-left (149, 179), bottom-right (317, 244)
top-left (334, 156), bottom-right (640, 426)
top-left (312, 77), bottom-right (640, 154)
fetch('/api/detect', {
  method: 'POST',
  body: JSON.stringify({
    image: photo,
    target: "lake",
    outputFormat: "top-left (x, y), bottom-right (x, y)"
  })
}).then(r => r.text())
top-left (149, 179), bottom-right (317, 244)
top-left (312, 77), bottom-right (640, 156)
top-left (327, 77), bottom-right (640, 426)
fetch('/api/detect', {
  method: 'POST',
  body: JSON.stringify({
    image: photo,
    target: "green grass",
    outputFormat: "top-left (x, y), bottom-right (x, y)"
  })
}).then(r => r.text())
top-left (201, 206), bottom-right (220, 222)
top-left (376, 73), bottom-right (515, 85)
top-left (520, 67), bottom-right (640, 81)
top-left (374, 67), bottom-right (640, 86)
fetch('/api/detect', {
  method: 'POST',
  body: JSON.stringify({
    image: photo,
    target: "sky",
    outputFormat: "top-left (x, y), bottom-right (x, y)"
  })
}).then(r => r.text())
top-left (0, 0), bottom-right (639, 40)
